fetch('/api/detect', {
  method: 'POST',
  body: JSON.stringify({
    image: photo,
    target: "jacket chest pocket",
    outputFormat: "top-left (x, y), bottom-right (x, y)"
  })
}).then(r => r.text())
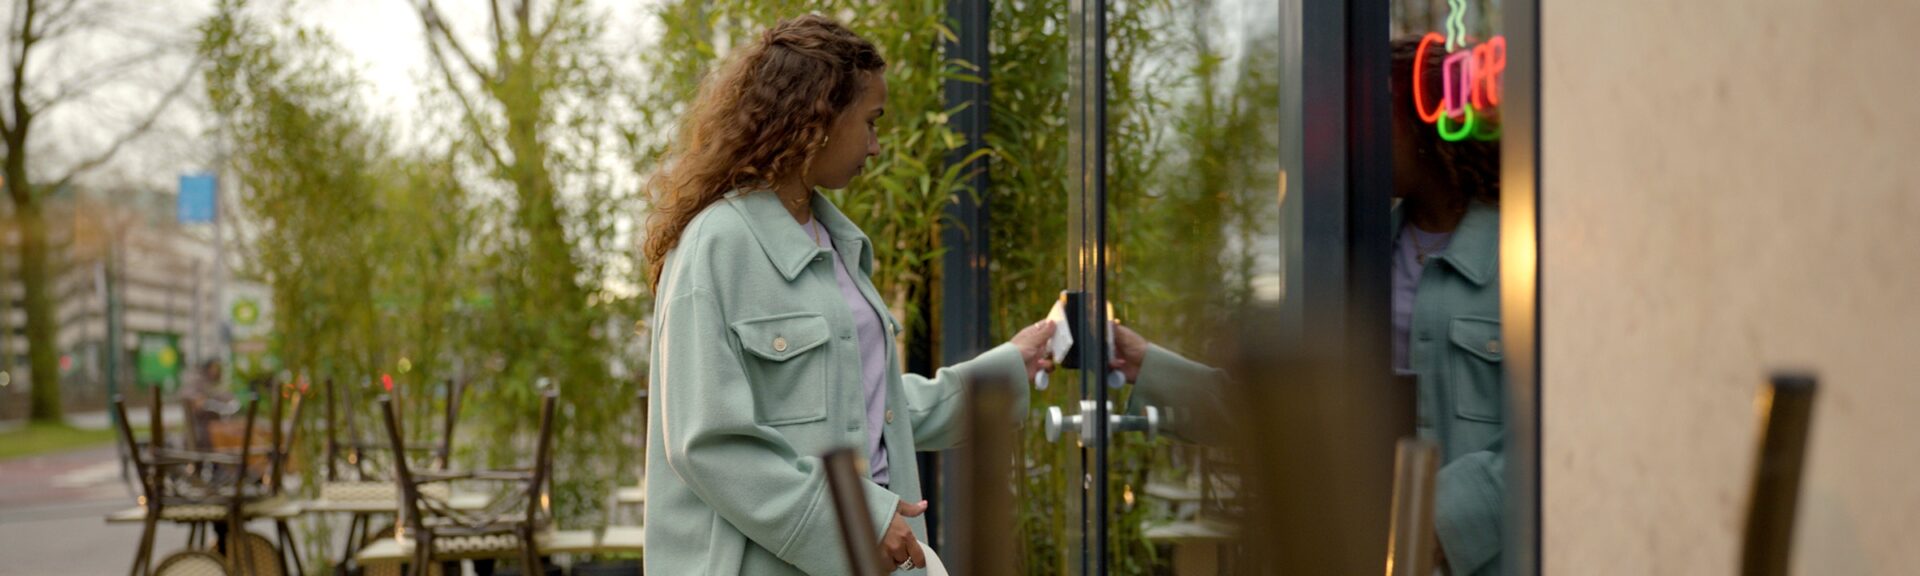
top-left (1446, 316), bottom-right (1506, 423)
top-left (732, 313), bottom-right (832, 426)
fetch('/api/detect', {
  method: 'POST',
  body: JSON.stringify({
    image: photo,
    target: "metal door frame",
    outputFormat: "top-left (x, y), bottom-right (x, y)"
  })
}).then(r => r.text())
top-left (1503, 0), bottom-right (1544, 571)
top-left (1065, 0), bottom-right (1110, 573)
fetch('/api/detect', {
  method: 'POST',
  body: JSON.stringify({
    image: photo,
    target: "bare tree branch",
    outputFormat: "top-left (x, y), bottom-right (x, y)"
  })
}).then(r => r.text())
top-left (530, 6), bottom-right (564, 60)
top-left (47, 55), bottom-right (196, 191)
top-left (489, 0), bottom-right (507, 54)
top-left (416, 0), bottom-right (495, 84)
top-left (520, 0), bottom-right (568, 59)
top-left (5, 0), bottom-right (43, 168)
top-left (5, 2), bottom-right (26, 96)
top-left (29, 0), bottom-right (90, 45)
top-left (28, 46), bottom-right (171, 112)
top-left (424, 34), bottom-right (510, 170)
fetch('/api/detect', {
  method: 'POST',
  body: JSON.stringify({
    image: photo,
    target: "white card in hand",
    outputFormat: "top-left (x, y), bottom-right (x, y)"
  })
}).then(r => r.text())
top-left (1035, 295), bottom-right (1073, 390)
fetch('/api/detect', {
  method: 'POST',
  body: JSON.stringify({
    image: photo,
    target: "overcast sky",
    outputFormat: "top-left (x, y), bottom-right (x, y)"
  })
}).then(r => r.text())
top-left (25, 0), bottom-right (659, 193)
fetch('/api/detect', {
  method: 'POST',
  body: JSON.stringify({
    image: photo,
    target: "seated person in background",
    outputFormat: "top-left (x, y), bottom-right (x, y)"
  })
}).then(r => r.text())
top-left (177, 359), bottom-right (235, 451)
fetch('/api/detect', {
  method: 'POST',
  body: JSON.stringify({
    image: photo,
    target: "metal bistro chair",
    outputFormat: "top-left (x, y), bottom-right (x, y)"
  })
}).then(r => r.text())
top-left (111, 378), bottom-right (309, 576)
top-left (257, 378), bottom-right (311, 576)
top-left (316, 377), bottom-right (472, 575)
top-left (326, 378), bottom-right (467, 480)
top-left (113, 387), bottom-right (276, 576)
top-left (374, 390), bottom-right (557, 576)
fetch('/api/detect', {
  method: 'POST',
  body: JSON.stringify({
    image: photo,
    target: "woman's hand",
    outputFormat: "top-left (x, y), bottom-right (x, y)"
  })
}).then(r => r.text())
top-left (1011, 320), bottom-right (1056, 380)
top-left (881, 499), bottom-right (928, 570)
top-left (1110, 321), bottom-right (1148, 383)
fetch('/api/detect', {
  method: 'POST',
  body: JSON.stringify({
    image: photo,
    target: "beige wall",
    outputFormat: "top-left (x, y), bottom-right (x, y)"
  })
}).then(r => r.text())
top-left (1542, 0), bottom-right (1920, 573)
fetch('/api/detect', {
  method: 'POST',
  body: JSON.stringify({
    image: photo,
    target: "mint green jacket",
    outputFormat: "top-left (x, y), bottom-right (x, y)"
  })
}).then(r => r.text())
top-left (644, 189), bottom-right (1031, 576)
top-left (1100, 203), bottom-right (1506, 575)
top-left (1398, 202), bottom-right (1507, 576)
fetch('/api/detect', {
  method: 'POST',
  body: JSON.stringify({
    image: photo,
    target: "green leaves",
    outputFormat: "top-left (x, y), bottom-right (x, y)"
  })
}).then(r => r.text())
top-left (202, 0), bottom-right (1280, 570)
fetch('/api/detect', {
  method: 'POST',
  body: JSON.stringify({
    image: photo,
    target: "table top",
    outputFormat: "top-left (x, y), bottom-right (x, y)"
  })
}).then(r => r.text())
top-left (301, 492), bottom-right (492, 513)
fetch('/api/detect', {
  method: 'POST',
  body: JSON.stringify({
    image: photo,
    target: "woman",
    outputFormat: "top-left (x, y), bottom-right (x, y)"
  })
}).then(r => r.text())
top-left (1389, 37), bottom-right (1507, 576)
top-left (640, 15), bottom-right (1054, 576)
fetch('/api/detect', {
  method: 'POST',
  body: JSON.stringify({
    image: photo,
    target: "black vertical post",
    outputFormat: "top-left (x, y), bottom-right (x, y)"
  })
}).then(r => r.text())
top-left (1502, 0), bottom-right (1544, 571)
top-left (1346, 0), bottom-right (1393, 384)
top-left (940, 0), bottom-right (993, 360)
top-left (931, 0), bottom-right (993, 562)
top-left (1261, 0), bottom-right (1400, 571)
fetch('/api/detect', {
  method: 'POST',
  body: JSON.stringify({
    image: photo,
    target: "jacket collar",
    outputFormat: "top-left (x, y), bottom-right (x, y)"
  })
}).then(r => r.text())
top-left (1393, 200), bottom-right (1500, 287)
top-left (809, 190), bottom-right (875, 276)
top-left (723, 189), bottom-right (872, 282)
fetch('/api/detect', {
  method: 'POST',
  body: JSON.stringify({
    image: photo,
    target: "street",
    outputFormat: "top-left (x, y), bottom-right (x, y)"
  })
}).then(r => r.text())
top-left (0, 446), bottom-right (190, 575)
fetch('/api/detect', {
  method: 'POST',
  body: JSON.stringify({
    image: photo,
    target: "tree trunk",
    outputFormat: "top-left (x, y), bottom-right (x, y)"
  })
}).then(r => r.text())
top-left (1, 242), bottom-right (11, 375)
top-left (18, 196), bottom-right (62, 422)
top-left (500, 59), bottom-right (589, 360)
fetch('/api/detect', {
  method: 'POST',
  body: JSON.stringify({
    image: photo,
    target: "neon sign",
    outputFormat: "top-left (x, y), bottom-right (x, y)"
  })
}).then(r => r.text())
top-left (1413, 32), bottom-right (1504, 142)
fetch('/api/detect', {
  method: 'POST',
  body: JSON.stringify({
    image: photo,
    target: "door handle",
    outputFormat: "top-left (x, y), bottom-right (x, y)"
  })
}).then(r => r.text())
top-left (1044, 400), bottom-right (1163, 443)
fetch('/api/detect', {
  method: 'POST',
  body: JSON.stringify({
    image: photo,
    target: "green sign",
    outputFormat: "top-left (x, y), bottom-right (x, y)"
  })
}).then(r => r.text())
top-left (136, 333), bottom-right (182, 388)
top-left (232, 298), bottom-right (261, 326)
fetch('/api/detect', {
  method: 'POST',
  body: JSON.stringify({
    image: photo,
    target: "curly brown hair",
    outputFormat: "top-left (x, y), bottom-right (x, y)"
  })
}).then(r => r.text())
top-left (642, 15), bottom-right (885, 291)
top-left (1390, 36), bottom-right (1500, 207)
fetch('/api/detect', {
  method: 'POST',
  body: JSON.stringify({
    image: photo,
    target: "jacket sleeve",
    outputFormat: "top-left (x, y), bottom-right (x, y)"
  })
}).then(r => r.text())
top-left (900, 343), bottom-right (1031, 452)
top-left (1126, 344), bottom-right (1236, 445)
top-left (1435, 434), bottom-right (1505, 575)
top-left (655, 286), bottom-right (898, 575)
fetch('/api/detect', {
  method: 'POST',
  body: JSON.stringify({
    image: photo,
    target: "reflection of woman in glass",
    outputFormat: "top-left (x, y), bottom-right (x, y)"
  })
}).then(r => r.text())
top-left (640, 15), bottom-right (1054, 576)
top-left (1390, 37), bottom-right (1506, 576)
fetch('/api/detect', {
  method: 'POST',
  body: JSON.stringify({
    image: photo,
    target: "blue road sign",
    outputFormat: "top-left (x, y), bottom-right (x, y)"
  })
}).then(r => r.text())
top-left (178, 173), bottom-right (217, 224)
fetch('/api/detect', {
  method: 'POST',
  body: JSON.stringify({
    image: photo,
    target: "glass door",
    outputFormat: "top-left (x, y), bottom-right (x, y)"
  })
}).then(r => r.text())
top-left (1044, 0), bottom-right (1534, 572)
top-left (1057, 0), bottom-right (1291, 573)
top-left (1095, 0), bottom-right (1286, 573)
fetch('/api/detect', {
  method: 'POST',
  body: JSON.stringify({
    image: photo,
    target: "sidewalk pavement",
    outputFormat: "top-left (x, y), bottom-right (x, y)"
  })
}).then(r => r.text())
top-left (0, 406), bottom-right (175, 432)
top-left (0, 445), bottom-right (190, 575)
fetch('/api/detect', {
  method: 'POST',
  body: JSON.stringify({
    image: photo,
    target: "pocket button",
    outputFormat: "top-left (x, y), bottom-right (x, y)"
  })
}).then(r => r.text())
top-left (773, 337), bottom-right (789, 353)
top-left (1485, 340), bottom-right (1500, 355)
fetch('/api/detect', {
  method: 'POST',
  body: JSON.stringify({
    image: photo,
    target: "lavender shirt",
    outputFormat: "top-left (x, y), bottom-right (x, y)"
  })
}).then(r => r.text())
top-left (809, 218), bottom-right (893, 486)
top-left (1392, 222), bottom-right (1454, 376)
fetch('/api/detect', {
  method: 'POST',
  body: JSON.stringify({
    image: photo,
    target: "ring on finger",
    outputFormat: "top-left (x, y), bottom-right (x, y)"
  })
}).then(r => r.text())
top-left (898, 558), bottom-right (916, 571)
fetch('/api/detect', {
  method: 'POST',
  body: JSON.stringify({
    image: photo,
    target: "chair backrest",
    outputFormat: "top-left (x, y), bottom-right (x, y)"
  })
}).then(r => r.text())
top-left (435, 379), bottom-right (465, 469)
top-left (150, 387), bottom-right (168, 468)
top-left (377, 395), bottom-right (425, 538)
top-left (334, 377), bottom-right (468, 482)
top-left (178, 396), bottom-right (199, 451)
top-left (110, 395), bottom-right (157, 507)
top-left (324, 378), bottom-right (339, 481)
top-left (526, 390), bottom-right (558, 529)
top-left (267, 379), bottom-right (306, 495)
top-left (121, 388), bottom-right (260, 508)
top-left (229, 396), bottom-right (260, 506)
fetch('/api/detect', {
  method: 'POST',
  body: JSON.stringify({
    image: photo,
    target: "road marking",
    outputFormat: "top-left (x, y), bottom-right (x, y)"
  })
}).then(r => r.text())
top-left (51, 461), bottom-right (120, 488)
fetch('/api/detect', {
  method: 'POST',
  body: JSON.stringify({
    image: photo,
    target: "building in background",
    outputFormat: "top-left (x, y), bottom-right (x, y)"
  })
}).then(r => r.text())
top-left (0, 185), bottom-right (241, 419)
